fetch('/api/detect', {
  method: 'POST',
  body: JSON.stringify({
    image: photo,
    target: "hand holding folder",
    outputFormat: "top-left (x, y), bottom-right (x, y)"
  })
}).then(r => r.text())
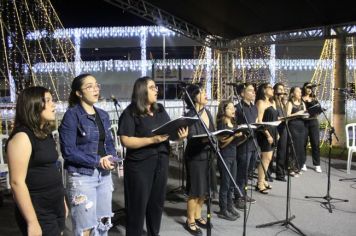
top-left (152, 116), bottom-right (199, 140)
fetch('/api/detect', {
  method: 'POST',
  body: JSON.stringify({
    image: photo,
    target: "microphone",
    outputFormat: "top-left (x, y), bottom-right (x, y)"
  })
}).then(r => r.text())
top-left (226, 82), bottom-right (243, 86)
top-left (306, 84), bottom-right (321, 88)
top-left (333, 88), bottom-right (351, 92)
top-left (275, 92), bottom-right (287, 96)
top-left (111, 95), bottom-right (120, 107)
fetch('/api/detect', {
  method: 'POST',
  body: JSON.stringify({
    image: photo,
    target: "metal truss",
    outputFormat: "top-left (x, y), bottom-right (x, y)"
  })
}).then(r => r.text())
top-left (104, 0), bottom-right (227, 48)
top-left (229, 22), bottom-right (356, 48)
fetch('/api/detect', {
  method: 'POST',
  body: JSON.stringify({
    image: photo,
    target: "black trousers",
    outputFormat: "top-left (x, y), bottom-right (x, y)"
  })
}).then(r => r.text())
top-left (217, 157), bottom-right (237, 211)
top-left (304, 119), bottom-right (321, 166)
top-left (276, 124), bottom-right (288, 177)
top-left (236, 146), bottom-right (256, 196)
top-left (288, 120), bottom-right (306, 171)
top-left (124, 154), bottom-right (168, 236)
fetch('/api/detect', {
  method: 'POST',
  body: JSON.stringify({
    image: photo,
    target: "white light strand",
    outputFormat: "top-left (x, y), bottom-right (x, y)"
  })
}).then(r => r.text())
top-left (205, 47), bottom-right (212, 99)
top-left (26, 26), bottom-right (176, 40)
top-left (74, 29), bottom-right (81, 75)
top-left (28, 59), bottom-right (356, 74)
top-left (140, 27), bottom-right (147, 76)
top-left (269, 44), bottom-right (276, 84)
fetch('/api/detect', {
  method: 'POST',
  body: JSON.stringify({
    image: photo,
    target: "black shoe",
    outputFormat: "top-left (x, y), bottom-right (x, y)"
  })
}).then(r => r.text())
top-left (276, 176), bottom-right (287, 182)
top-left (227, 206), bottom-right (241, 218)
top-left (195, 218), bottom-right (213, 229)
top-left (235, 198), bottom-right (247, 210)
top-left (185, 220), bottom-right (202, 236)
top-left (218, 210), bottom-right (238, 221)
top-left (244, 196), bottom-right (256, 204)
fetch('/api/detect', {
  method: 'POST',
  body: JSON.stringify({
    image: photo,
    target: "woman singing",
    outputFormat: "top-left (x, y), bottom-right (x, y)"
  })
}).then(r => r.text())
top-left (286, 87), bottom-right (307, 175)
top-left (7, 86), bottom-right (67, 236)
top-left (256, 83), bottom-right (278, 194)
top-left (184, 84), bottom-right (214, 236)
top-left (302, 82), bottom-right (322, 173)
top-left (118, 76), bottom-right (187, 236)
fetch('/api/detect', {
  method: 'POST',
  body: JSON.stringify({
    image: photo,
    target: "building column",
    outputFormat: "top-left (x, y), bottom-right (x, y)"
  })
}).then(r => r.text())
top-left (332, 37), bottom-right (347, 147)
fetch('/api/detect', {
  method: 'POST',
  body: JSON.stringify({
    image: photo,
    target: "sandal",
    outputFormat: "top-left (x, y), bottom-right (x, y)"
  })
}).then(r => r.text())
top-left (195, 217), bottom-right (213, 229)
top-left (185, 220), bottom-right (202, 236)
top-left (264, 183), bottom-right (272, 189)
top-left (255, 186), bottom-right (269, 194)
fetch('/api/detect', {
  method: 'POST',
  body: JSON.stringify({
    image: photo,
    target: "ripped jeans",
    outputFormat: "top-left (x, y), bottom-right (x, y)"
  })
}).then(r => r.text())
top-left (67, 169), bottom-right (113, 236)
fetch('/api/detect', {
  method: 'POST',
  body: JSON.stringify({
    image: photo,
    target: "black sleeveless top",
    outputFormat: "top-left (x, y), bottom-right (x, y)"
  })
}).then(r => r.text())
top-left (8, 126), bottom-right (62, 193)
top-left (263, 106), bottom-right (279, 139)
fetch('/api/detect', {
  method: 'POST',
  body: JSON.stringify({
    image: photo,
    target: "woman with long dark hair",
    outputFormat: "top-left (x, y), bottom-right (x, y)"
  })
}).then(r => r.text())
top-left (273, 83), bottom-right (288, 181)
top-left (302, 82), bottom-right (322, 173)
top-left (215, 100), bottom-right (241, 221)
top-left (118, 76), bottom-right (187, 236)
top-left (7, 86), bottom-right (67, 236)
top-left (286, 86), bottom-right (307, 175)
top-left (59, 74), bottom-right (119, 236)
top-left (255, 83), bottom-right (278, 194)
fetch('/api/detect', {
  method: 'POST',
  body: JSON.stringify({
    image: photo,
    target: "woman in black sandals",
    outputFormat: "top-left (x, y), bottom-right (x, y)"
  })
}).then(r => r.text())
top-left (256, 83), bottom-right (278, 194)
top-left (184, 84), bottom-right (214, 236)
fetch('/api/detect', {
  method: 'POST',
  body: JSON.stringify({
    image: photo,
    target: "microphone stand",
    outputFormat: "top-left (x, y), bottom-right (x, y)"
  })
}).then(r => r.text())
top-left (231, 85), bottom-right (267, 236)
top-left (111, 98), bottom-right (126, 224)
top-left (181, 85), bottom-right (243, 236)
top-left (256, 95), bottom-right (306, 236)
top-left (305, 99), bottom-right (349, 213)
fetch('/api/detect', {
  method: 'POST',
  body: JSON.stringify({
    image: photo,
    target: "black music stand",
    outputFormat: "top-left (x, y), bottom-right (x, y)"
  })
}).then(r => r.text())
top-left (304, 100), bottom-right (348, 213)
top-left (256, 99), bottom-right (306, 236)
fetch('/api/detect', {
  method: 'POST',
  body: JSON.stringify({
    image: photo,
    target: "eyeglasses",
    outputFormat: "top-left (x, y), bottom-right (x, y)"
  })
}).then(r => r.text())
top-left (82, 83), bottom-right (101, 92)
top-left (148, 85), bottom-right (158, 91)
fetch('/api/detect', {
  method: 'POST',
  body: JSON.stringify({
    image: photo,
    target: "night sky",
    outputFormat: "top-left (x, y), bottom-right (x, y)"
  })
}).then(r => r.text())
top-left (51, 0), bottom-right (152, 28)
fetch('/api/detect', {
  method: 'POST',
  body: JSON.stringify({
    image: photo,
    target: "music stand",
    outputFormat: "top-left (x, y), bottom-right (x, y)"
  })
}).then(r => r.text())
top-left (304, 100), bottom-right (349, 213)
top-left (256, 98), bottom-right (306, 236)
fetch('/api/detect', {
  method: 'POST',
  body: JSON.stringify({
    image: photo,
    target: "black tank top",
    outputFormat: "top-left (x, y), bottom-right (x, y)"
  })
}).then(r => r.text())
top-left (8, 126), bottom-right (62, 193)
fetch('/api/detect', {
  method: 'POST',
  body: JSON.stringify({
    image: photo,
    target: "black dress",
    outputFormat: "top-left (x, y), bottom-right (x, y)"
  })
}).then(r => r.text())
top-left (257, 106), bottom-right (279, 152)
top-left (8, 126), bottom-right (65, 236)
top-left (184, 108), bottom-right (215, 197)
top-left (288, 101), bottom-right (306, 171)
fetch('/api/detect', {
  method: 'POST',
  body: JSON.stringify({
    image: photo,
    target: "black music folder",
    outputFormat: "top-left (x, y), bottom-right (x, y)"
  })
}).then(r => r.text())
top-left (152, 116), bottom-right (199, 140)
top-left (307, 103), bottom-right (325, 116)
top-left (192, 124), bottom-right (258, 139)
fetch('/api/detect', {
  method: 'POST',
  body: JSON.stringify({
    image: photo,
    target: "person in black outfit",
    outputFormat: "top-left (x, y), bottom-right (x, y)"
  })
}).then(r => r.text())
top-left (273, 83), bottom-right (288, 181)
top-left (118, 77), bottom-right (188, 236)
top-left (234, 83), bottom-right (258, 208)
top-left (184, 84), bottom-right (214, 236)
top-left (216, 100), bottom-right (241, 221)
top-left (7, 86), bottom-right (67, 236)
top-left (302, 82), bottom-right (322, 173)
top-left (256, 83), bottom-right (279, 194)
top-left (286, 87), bottom-right (307, 175)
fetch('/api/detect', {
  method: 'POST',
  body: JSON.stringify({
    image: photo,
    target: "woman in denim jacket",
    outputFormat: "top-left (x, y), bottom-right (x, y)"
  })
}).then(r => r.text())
top-left (59, 74), bottom-right (120, 236)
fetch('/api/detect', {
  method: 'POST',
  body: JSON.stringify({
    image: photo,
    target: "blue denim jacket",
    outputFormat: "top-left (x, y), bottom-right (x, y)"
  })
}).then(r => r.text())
top-left (59, 104), bottom-right (118, 176)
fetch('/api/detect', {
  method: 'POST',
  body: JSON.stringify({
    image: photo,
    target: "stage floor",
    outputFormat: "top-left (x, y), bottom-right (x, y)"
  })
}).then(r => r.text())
top-left (1, 155), bottom-right (355, 236)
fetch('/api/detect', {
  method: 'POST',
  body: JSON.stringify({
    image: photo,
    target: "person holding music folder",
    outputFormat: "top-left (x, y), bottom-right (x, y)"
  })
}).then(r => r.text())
top-left (256, 83), bottom-right (279, 194)
top-left (183, 83), bottom-right (215, 236)
top-left (286, 86), bottom-right (307, 176)
top-left (118, 76), bottom-right (188, 236)
top-left (234, 83), bottom-right (257, 207)
top-left (274, 83), bottom-right (288, 181)
top-left (302, 82), bottom-right (322, 173)
top-left (215, 100), bottom-right (242, 221)
top-left (59, 74), bottom-right (120, 236)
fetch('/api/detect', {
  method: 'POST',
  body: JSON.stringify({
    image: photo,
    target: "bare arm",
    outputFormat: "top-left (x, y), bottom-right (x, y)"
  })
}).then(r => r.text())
top-left (8, 132), bottom-right (42, 236)
top-left (256, 100), bottom-right (265, 123)
top-left (286, 101), bottom-right (293, 116)
top-left (120, 135), bottom-right (169, 149)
